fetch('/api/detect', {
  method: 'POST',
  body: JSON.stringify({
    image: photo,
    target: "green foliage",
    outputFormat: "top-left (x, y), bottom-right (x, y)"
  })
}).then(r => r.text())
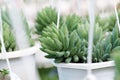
top-left (0, 10), bottom-right (17, 52)
top-left (64, 14), bottom-right (81, 33)
top-left (38, 67), bottom-right (58, 80)
top-left (0, 22), bottom-right (16, 52)
top-left (40, 20), bottom-right (120, 63)
top-left (112, 46), bottom-right (120, 80)
top-left (36, 7), bottom-right (62, 35)
top-left (21, 12), bottom-right (34, 46)
top-left (2, 10), bottom-right (11, 27)
top-left (38, 7), bottom-right (120, 63)
top-left (0, 69), bottom-right (9, 76)
top-left (77, 21), bottom-right (104, 44)
top-left (96, 10), bottom-right (120, 31)
top-left (93, 26), bottom-right (120, 62)
top-left (0, 69), bottom-right (9, 80)
top-left (35, 7), bottom-right (82, 35)
top-left (2, 9), bottom-right (34, 46)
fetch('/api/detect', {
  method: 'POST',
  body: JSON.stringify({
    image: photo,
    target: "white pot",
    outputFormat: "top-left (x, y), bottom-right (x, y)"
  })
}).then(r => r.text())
top-left (0, 46), bottom-right (40, 80)
top-left (53, 61), bottom-right (115, 80)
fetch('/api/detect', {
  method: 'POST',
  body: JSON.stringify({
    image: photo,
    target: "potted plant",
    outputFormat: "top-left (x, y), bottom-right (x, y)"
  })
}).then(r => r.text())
top-left (0, 9), bottom-right (40, 80)
top-left (37, 11), bottom-right (120, 80)
top-left (35, 6), bottom-right (64, 68)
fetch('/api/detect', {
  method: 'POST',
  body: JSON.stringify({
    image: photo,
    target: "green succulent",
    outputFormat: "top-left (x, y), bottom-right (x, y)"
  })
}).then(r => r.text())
top-left (21, 12), bottom-right (34, 46)
top-left (96, 10), bottom-right (120, 31)
top-left (77, 21), bottom-right (104, 44)
top-left (35, 7), bottom-right (63, 35)
top-left (93, 26), bottom-right (120, 62)
top-left (64, 14), bottom-right (81, 33)
top-left (0, 69), bottom-right (9, 80)
top-left (40, 20), bottom-right (120, 63)
top-left (111, 26), bottom-right (120, 80)
top-left (0, 22), bottom-right (16, 52)
top-left (38, 7), bottom-right (120, 63)
top-left (112, 46), bottom-right (120, 80)
top-left (2, 10), bottom-right (11, 27)
top-left (2, 9), bottom-right (34, 46)
top-left (40, 23), bottom-right (72, 63)
top-left (0, 10), bottom-right (17, 52)
top-left (35, 7), bottom-right (82, 35)
top-left (0, 69), bottom-right (9, 76)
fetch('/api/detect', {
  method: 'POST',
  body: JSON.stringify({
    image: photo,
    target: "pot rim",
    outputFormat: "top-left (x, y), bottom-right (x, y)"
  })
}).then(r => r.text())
top-left (52, 61), bottom-right (114, 69)
top-left (0, 45), bottom-right (40, 59)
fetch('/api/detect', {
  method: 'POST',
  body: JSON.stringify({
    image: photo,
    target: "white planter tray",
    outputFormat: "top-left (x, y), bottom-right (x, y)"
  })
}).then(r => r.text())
top-left (53, 61), bottom-right (115, 80)
top-left (0, 45), bottom-right (40, 80)
top-left (0, 46), bottom-right (40, 59)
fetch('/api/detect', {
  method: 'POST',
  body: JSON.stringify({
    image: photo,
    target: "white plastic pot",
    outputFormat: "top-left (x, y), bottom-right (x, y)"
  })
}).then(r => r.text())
top-left (53, 61), bottom-right (115, 80)
top-left (0, 45), bottom-right (40, 80)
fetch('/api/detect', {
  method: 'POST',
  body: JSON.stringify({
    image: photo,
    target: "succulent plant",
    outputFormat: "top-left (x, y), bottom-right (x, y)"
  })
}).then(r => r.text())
top-left (96, 10), bottom-right (120, 31)
top-left (40, 18), bottom-right (111, 63)
top-left (35, 6), bottom-right (83, 35)
top-left (35, 7), bottom-right (63, 35)
top-left (94, 26), bottom-right (120, 63)
top-left (111, 46), bottom-right (120, 80)
top-left (2, 9), bottom-right (34, 46)
top-left (0, 69), bottom-right (9, 80)
top-left (0, 22), bottom-right (16, 52)
top-left (64, 14), bottom-right (81, 33)
top-left (111, 21), bottom-right (120, 78)
top-left (21, 12), bottom-right (34, 46)
top-left (2, 10), bottom-right (11, 27)
top-left (40, 19), bottom-right (120, 63)
top-left (37, 6), bottom-right (120, 63)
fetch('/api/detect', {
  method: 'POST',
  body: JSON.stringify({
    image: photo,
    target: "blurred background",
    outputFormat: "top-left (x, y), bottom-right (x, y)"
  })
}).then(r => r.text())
top-left (2, 0), bottom-right (120, 80)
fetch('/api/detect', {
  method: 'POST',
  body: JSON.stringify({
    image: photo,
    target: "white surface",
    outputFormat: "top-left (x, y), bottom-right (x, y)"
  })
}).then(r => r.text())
top-left (0, 46), bottom-right (40, 59)
top-left (54, 61), bottom-right (115, 80)
top-left (11, 72), bottom-right (21, 80)
top-left (0, 55), bottom-right (40, 80)
top-left (84, 74), bottom-right (97, 80)
top-left (54, 61), bottom-right (114, 69)
top-left (0, 46), bottom-right (40, 80)
top-left (35, 49), bottom-right (54, 68)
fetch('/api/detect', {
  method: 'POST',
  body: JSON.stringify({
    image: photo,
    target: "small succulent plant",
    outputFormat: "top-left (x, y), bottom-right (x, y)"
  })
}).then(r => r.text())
top-left (35, 7), bottom-right (62, 35)
top-left (40, 19), bottom-right (120, 63)
top-left (35, 6), bottom-right (120, 34)
top-left (0, 69), bottom-right (9, 80)
top-left (0, 22), bottom-right (16, 52)
top-left (111, 46), bottom-right (120, 80)
top-left (2, 9), bottom-right (34, 47)
top-left (21, 12), bottom-right (34, 46)
top-left (96, 10), bottom-right (120, 31)
top-left (37, 6), bottom-right (120, 63)
top-left (35, 6), bottom-right (82, 35)
top-left (93, 26), bottom-right (120, 62)
top-left (2, 10), bottom-right (11, 27)
top-left (64, 14), bottom-right (81, 33)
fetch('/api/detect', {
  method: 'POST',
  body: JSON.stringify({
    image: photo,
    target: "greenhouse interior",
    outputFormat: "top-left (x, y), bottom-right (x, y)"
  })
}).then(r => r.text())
top-left (0, 0), bottom-right (120, 80)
